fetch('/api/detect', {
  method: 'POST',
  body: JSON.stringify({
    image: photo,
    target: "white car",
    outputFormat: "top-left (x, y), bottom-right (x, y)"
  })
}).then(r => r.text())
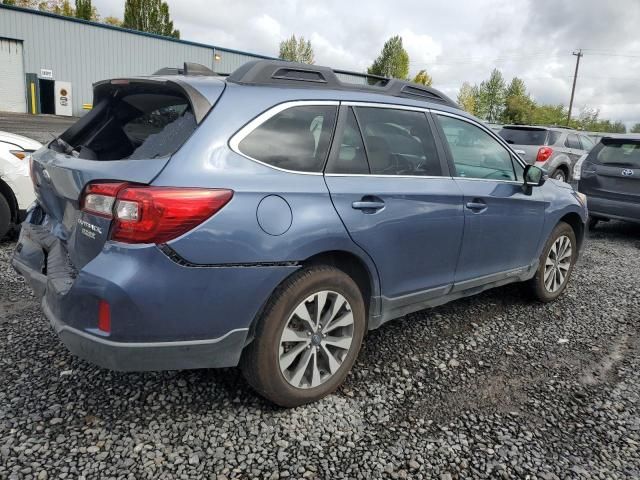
top-left (0, 131), bottom-right (41, 238)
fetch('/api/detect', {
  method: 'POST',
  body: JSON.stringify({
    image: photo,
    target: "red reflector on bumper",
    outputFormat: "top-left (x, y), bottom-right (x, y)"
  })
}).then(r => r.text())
top-left (98, 300), bottom-right (111, 333)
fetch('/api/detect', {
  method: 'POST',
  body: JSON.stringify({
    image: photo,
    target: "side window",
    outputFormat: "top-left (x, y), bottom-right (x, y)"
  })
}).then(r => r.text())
top-left (580, 135), bottom-right (595, 151)
top-left (237, 105), bottom-right (337, 172)
top-left (326, 108), bottom-right (369, 174)
top-left (355, 107), bottom-right (442, 176)
top-left (437, 115), bottom-right (517, 181)
top-left (565, 133), bottom-right (581, 150)
top-left (547, 131), bottom-right (561, 145)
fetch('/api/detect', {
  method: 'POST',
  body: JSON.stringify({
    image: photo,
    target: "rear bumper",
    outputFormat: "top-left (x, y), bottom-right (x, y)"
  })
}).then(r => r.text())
top-left (12, 217), bottom-right (298, 371)
top-left (587, 195), bottom-right (640, 224)
top-left (42, 298), bottom-right (248, 371)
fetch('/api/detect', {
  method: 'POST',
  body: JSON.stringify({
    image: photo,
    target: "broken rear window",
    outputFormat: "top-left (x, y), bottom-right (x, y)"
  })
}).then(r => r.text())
top-left (51, 84), bottom-right (198, 161)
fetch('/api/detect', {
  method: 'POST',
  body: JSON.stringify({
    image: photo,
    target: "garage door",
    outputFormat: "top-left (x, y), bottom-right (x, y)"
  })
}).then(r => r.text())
top-left (0, 39), bottom-right (26, 113)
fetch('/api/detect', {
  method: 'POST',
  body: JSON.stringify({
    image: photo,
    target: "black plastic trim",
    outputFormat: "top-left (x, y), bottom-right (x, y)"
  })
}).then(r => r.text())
top-left (158, 244), bottom-right (299, 268)
top-left (227, 60), bottom-right (460, 109)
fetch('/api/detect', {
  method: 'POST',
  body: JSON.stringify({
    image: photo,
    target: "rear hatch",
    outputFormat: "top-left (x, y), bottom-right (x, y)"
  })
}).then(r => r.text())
top-left (498, 126), bottom-right (549, 164)
top-left (29, 76), bottom-right (223, 269)
top-left (578, 138), bottom-right (640, 202)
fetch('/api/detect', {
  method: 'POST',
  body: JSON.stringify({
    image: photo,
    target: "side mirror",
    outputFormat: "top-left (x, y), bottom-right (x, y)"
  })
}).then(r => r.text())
top-left (523, 164), bottom-right (547, 187)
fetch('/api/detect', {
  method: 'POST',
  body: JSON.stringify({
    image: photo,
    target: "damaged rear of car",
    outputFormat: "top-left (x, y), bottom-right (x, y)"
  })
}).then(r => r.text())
top-left (11, 75), bottom-right (259, 370)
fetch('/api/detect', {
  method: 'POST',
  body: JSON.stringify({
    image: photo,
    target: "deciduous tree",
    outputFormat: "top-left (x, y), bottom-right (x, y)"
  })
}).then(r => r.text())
top-left (412, 69), bottom-right (433, 86)
top-left (477, 68), bottom-right (506, 122)
top-left (278, 35), bottom-right (315, 64)
top-left (123, 0), bottom-right (180, 38)
top-left (457, 82), bottom-right (478, 115)
top-left (368, 35), bottom-right (410, 80)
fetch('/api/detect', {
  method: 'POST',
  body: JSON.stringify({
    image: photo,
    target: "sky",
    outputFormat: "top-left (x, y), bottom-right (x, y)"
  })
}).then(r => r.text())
top-left (93, 0), bottom-right (640, 127)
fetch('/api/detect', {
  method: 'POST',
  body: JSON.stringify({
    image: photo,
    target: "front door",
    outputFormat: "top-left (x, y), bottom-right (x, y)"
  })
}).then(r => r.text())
top-left (433, 113), bottom-right (546, 285)
top-left (324, 105), bottom-right (464, 310)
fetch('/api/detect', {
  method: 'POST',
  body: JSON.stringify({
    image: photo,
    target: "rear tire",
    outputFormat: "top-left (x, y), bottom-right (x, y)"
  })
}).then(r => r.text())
top-left (241, 265), bottom-right (366, 407)
top-left (529, 222), bottom-right (577, 302)
top-left (0, 195), bottom-right (11, 240)
top-left (551, 169), bottom-right (567, 182)
top-left (588, 217), bottom-right (599, 230)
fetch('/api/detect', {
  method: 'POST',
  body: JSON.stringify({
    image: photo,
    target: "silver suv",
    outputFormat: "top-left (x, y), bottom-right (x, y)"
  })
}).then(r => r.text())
top-left (498, 125), bottom-right (595, 182)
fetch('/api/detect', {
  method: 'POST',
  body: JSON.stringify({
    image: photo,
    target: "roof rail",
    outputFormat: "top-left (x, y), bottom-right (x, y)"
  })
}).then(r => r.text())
top-left (153, 62), bottom-right (217, 76)
top-left (227, 60), bottom-right (459, 109)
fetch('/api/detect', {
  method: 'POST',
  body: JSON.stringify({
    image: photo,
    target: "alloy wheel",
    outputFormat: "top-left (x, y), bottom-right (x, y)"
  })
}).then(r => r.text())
top-left (553, 170), bottom-right (566, 182)
top-left (543, 235), bottom-right (573, 293)
top-left (278, 290), bottom-right (354, 389)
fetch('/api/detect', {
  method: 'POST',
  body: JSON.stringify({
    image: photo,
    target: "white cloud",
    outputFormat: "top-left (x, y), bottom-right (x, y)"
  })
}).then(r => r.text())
top-left (90, 0), bottom-right (640, 126)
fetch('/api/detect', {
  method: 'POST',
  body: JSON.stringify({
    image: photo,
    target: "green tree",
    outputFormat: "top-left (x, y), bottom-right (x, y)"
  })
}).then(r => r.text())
top-left (2, 0), bottom-right (17, 5)
top-left (530, 104), bottom-right (567, 126)
top-left (457, 82), bottom-right (478, 115)
top-left (412, 69), bottom-right (433, 86)
top-left (278, 34), bottom-right (315, 64)
top-left (368, 35), bottom-right (409, 79)
top-left (501, 77), bottom-right (535, 124)
top-left (38, 0), bottom-right (74, 16)
top-left (75, 0), bottom-right (91, 19)
top-left (103, 15), bottom-right (122, 26)
top-left (123, 0), bottom-right (179, 38)
top-left (476, 68), bottom-right (506, 122)
top-left (631, 123), bottom-right (640, 134)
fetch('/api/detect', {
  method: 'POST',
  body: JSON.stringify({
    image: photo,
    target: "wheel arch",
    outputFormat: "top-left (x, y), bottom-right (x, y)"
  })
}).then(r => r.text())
top-left (244, 249), bottom-right (380, 344)
top-left (0, 178), bottom-right (19, 223)
top-left (559, 211), bottom-right (585, 250)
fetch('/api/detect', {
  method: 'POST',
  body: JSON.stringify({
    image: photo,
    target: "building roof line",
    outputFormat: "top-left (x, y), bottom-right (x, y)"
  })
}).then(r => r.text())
top-left (0, 3), bottom-right (277, 60)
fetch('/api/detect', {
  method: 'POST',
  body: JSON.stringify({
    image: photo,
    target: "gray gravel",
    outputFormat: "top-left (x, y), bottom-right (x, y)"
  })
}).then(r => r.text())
top-left (1, 221), bottom-right (639, 479)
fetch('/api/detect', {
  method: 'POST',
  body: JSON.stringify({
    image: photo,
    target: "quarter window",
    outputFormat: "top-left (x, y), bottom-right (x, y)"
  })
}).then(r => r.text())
top-left (579, 135), bottom-right (595, 151)
top-left (237, 105), bottom-right (337, 172)
top-left (437, 115), bottom-right (517, 181)
top-left (355, 107), bottom-right (442, 176)
top-left (565, 133), bottom-right (581, 150)
top-left (326, 108), bottom-right (370, 174)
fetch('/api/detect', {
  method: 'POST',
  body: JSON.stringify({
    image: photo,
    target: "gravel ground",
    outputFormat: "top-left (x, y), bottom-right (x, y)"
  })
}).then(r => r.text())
top-left (1, 221), bottom-right (639, 479)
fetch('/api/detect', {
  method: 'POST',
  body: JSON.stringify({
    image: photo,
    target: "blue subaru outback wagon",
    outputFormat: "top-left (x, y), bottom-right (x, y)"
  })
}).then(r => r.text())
top-left (12, 61), bottom-right (587, 406)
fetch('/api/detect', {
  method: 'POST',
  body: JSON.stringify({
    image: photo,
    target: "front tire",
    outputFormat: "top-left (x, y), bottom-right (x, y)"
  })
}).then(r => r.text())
top-left (529, 221), bottom-right (577, 302)
top-left (0, 195), bottom-right (11, 240)
top-left (241, 266), bottom-right (366, 407)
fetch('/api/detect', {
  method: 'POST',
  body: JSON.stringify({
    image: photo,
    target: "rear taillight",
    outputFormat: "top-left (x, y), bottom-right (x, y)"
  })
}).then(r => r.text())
top-left (536, 147), bottom-right (553, 162)
top-left (80, 183), bottom-right (233, 244)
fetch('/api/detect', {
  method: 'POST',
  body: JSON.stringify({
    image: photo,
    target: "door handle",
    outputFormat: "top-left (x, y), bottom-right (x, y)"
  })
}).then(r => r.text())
top-left (352, 198), bottom-right (385, 212)
top-left (465, 200), bottom-right (487, 212)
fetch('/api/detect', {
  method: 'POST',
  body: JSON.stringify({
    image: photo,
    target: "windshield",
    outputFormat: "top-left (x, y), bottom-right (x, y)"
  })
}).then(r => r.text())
top-left (499, 127), bottom-right (548, 146)
top-left (596, 139), bottom-right (640, 167)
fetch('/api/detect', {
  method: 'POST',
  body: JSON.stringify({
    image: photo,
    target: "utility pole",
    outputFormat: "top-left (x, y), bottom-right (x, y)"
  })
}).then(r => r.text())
top-left (566, 49), bottom-right (583, 126)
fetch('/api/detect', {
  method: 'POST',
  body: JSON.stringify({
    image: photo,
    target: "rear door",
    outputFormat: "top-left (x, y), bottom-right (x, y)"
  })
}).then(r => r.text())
top-left (564, 133), bottom-right (585, 165)
top-left (29, 78), bottom-right (222, 269)
top-left (324, 104), bottom-right (464, 308)
top-left (579, 138), bottom-right (640, 202)
top-left (434, 113), bottom-right (546, 285)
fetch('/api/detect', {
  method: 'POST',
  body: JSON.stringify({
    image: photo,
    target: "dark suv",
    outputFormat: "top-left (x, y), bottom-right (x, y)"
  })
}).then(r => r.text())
top-left (578, 136), bottom-right (640, 228)
top-left (499, 125), bottom-right (595, 182)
